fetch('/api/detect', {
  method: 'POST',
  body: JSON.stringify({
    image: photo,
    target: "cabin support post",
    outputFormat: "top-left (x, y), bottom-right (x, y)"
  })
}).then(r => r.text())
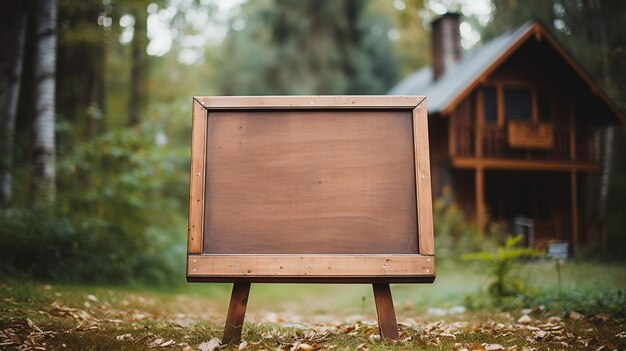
top-left (372, 284), bottom-right (400, 341)
top-left (475, 166), bottom-right (486, 234)
top-left (570, 170), bottom-right (578, 252)
top-left (569, 104), bottom-right (576, 160)
top-left (222, 282), bottom-right (251, 344)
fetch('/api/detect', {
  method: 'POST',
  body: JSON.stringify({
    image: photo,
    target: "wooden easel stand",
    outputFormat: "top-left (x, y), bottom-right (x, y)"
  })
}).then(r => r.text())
top-left (221, 282), bottom-right (400, 344)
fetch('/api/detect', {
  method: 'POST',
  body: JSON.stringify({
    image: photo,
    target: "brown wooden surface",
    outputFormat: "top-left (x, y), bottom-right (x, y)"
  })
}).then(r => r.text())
top-left (413, 101), bottom-right (435, 255)
top-left (570, 170), bottom-right (578, 251)
top-left (507, 121), bottom-right (554, 149)
top-left (188, 98), bottom-right (207, 254)
top-left (203, 110), bottom-right (418, 254)
top-left (475, 167), bottom-right (485, 233)
top-left (569, 104), bottom-right (576, 160)
top-left (222, 282), bottom-right (251, 344)
top-left (496, 83), bottom-right (504, 127)
top-left (372, 284), bottom-right (400, 341)
top-left (187, 255), bottom-right (435, 281)
top-left (195, 95), bottom-right (424, 109)
top-left (451, 157), bottom-right (600, 172)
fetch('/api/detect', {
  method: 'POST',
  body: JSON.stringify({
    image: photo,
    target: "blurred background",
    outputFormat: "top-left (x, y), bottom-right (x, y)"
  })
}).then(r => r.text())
top-left (0, 0), bottom-right (625, 318)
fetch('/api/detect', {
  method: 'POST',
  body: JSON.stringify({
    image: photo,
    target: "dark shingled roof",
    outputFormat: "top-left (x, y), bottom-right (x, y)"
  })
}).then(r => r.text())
top-left (389, 22), bottom-right (536, 114)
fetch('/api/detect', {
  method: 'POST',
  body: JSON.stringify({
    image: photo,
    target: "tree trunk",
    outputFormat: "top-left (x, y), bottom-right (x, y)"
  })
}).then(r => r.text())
top-left (128, 6), bottom-right (148, 126)
top-left (598, 126), bottom-right (614, 219)
top-left (32, 0), bottom-right (57, 202)
top-left (0, 4), bottom-right (27, 204)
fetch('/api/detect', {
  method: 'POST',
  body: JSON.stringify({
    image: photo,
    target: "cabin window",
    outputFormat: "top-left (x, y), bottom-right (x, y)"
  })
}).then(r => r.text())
top-left (538, 93), bottom-right (550, 121)
top-left (483, 87), bottom-right (497, 122)
top-left (504, 88), bottom-right (531, 120)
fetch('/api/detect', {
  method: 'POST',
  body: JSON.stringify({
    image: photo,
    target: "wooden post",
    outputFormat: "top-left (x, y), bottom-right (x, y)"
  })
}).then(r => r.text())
top-left (570, 170), bottom-right (578, 252)
top-left (476, 166), bottom-right (485, 235)
top-left (569, 104), bottom-right (576, 161)
top-left (475, 90), bottom-right (484, 158)
top-left (372, 284), bottom-right (400, 341)
top-left (449, 109), bottom-right (457, 157)
top-left (496, 83), bottom-right (504, 128)
top-left (222, 282), bottom-right (251, 344)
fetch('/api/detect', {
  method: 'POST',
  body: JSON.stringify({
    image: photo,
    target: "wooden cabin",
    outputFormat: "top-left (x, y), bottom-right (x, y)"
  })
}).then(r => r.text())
top-left (389, 14), bottom-right (625, 251)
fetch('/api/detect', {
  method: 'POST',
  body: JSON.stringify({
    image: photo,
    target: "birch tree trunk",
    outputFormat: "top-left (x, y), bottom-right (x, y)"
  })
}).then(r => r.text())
top-left (0, 3), bottom-right (27, 204)
top-left (32, 0), bottom-right (57, 202)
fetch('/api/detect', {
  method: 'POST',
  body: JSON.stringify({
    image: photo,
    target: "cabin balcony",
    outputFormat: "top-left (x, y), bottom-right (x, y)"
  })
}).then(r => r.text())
top-left (450, 123), bottom-right (601, 170)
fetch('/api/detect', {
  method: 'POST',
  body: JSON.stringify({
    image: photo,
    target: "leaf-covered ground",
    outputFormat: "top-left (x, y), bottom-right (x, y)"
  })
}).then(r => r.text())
top-left (1, 278), bottom-right (625, 351)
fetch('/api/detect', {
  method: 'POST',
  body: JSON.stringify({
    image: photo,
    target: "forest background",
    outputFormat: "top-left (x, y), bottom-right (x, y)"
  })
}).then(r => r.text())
top-left (1, 0), bottom-right (626, 286)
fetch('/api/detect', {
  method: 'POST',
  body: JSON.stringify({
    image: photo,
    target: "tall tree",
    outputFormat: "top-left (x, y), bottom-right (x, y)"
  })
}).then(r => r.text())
top-left (32, 0), bottom-right (58, 202)
top-left (128, 3), bottom-right (149, 126)
top-left (219, 0), bottom-right (398, 95)
top-left (57, 0), bottom-right (109, 139)
top-left (0, 2), bottom-right (27, 204)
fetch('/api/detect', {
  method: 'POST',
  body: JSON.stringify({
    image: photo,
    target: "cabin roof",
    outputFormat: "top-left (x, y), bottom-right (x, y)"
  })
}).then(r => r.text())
top-left (389, 21), bottom-right (625, 123)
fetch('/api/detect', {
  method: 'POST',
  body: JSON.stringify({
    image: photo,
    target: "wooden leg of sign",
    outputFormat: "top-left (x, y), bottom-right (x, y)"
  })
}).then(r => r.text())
top-left (222, 282), bottom-right (251, 345)
top-left (372, 284), bottom-right (400, 341)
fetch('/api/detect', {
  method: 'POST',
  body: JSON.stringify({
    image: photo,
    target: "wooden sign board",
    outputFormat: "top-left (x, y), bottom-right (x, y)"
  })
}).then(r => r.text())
top-left (507, 121), bottom-right (554, 149)
top-left (186, 96), bottom-right (435, 342)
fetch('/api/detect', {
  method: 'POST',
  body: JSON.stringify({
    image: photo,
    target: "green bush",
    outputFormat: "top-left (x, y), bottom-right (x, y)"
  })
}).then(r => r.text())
top-left (0, 124), bottom-right (187, 285)
top-left (433, 188), bottom-right (495, 261)
top-left (462, 235), bottom-right (543, 301)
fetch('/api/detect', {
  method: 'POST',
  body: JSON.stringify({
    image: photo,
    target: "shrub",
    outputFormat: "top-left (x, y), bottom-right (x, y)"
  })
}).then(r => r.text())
top-left (462, 235), bottom-right (543, 300)
top-left (0, 124), bottom-right (187, 285)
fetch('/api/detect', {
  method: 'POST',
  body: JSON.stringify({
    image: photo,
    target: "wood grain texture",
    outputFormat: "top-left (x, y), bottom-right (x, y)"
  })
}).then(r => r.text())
top-left (187, 98), bottom-right (207, 254)
top-left (450, 157), bottom-right (600, 172)
top-left (414, 101), bottom-right (435, 255)
top-left (222, 282), bottom-right (251, 344)
top-left (203, 110), bottom-right (418, 254)
top-left (187, 255), bottom-right (435, 280)
top-left (195, 95), bottom-right (424, 109)
top-left (570, 170), bottom-right (578, 250)
top-left (373, 284), bottom-right (400, 340)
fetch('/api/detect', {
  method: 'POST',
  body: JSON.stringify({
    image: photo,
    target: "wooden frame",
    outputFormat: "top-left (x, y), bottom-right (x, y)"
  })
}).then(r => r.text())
top-left (187, 96), bottom-right (435, 343)
top-left (187, 96), bottom-right (435, 283)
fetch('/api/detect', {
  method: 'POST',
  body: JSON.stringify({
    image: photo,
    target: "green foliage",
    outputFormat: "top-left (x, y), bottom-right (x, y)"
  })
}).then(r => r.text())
top-left (218, 0), bottom-right (398, 95)
top-left (433, 188), bottom-right (492, 261)
top-left (0, 124), bottom-right (187, 284)
top-left (462, 236), bottom-right (542, 300)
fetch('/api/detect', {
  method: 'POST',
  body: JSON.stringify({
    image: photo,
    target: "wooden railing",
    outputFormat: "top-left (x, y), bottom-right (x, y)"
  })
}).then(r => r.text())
top-left (453, 124), bottom-right (600, 162)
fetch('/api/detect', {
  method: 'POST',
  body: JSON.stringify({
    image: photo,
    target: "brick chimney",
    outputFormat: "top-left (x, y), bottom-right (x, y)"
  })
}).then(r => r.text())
top-left (431, 13), bottom-right (462, 81)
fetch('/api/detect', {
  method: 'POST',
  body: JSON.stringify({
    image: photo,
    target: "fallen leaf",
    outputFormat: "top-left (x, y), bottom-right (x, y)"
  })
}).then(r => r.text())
top-left (484, 344), bottom-right (504, 351)
top-left (547, 316), bottom-right (562, 323)
top-left (355, 343), bottom-right (369, 351)
top-left (160, 339), bottom-right (175, 347)
top-left (368, 334), bottom-right (380, 342)
top-left (517, 315), bottom-right (532, 324)
top-left (26, 319), bottom-right (43, 334)
top-left (568, 311), bottom-right (584, 321)
top-left (469, 343), bottom-right (485, 350)
top-left (591, 314), bottom-right (609, 323)
top-left (198, 338), bottom-right (221, 351)
top-left (87, 294), bottom-right (99, 302)
top-left (116, 334), bottom-right (132, 341)
top-left (152, 338), bottom-right (164, 346)
top-left (238, 340), bottom-right (248, 350)
top-left (296, 343), bottom-right (315, 351)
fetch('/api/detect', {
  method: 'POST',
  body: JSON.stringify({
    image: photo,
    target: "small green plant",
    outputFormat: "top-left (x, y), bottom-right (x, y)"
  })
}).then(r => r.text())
top-left (462, 235), bottom-right (542, 299)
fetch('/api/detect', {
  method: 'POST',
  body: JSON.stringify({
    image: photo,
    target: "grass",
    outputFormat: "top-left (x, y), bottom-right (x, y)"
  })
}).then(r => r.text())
top-left (1, 260), bottom-right (625, 350)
